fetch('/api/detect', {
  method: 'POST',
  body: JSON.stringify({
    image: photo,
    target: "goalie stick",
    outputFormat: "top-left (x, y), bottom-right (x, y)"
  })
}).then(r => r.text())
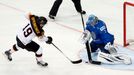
top-left (80, 13), bottom-right (101, 65)
top-left (52, 43), bottom-right (82, 64)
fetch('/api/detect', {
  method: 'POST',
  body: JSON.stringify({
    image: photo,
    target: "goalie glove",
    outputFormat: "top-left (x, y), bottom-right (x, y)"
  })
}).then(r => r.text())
top-left (80, 30), bottom-right (91, 44)
top-left (104, 42), bottom-right (117, 54)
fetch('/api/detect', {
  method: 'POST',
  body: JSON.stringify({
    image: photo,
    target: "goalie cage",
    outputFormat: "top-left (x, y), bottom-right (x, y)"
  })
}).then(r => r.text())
top-left (123, 2), bottom-right (134, 46)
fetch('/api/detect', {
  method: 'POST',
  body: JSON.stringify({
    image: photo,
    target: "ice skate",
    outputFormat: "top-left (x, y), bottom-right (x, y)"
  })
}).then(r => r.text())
top-left (4, 50), bottom-right (12, 61)
top-left (37, 60), bottom-right (48, 67)
top-left (48, 15), bottom-right (55, 19)
top-left (78, 10), bottom-right (86, 14)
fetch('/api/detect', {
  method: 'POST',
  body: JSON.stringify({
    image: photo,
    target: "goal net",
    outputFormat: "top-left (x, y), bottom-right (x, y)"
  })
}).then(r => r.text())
top-left (123, 2), bottom-right (134, 46)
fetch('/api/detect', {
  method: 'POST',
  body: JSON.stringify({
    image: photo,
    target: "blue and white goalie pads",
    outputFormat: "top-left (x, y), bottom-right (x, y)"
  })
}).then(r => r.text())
top-left (79, 48), bottom-right (132, 65)
top-left (97, 51), bottom-right (132, 65)
top-left (104, 42), bottom-right (117, 54)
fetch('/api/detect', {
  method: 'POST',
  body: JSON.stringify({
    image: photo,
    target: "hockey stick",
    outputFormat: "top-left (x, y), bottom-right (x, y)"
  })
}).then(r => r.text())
top-left (52, 43), bottom-right (82, 64)
top-left (80, 13), bottom-right (101, 65)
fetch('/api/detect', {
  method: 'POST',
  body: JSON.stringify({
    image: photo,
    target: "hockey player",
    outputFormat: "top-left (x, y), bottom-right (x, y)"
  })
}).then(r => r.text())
top-left (49, 0), bottom-right (86, 19)
top-left (4, 14), bottom-right (53, 67)
top-left (81, 14), bottom-right (132, 65)
top-left (83, 14), bottom-right (115, 54)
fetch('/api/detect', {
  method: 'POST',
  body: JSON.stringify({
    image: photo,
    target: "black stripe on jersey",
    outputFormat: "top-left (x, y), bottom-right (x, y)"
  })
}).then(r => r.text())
top-left (29, 15), bottom-right (43, 36)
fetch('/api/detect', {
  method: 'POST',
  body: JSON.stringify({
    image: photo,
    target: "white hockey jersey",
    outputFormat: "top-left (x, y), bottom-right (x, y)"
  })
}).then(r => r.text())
top-left (17, 18), bottom-right (36, 45)
top-left (17, 15), bottom-right (48, 45)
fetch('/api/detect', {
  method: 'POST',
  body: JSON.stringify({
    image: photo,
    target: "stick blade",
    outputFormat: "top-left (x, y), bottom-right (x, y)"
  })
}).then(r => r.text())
top-left (71, 59), bottom-right (82, 64)
top-left (90, 60), bottom-right (101, 65)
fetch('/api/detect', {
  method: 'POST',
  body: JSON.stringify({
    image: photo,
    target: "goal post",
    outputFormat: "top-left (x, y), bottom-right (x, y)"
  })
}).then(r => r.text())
top-left (123, 2), bottom-right (134, 46)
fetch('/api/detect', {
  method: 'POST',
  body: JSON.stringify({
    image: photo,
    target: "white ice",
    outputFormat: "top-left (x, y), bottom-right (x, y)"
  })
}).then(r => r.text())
top-left (0, 0), bottom-right (134, 75)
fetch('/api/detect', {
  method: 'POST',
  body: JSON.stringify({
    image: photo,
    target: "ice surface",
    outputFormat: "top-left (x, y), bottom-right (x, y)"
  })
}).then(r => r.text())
top-left (0, 0), bottom-right (134, 75)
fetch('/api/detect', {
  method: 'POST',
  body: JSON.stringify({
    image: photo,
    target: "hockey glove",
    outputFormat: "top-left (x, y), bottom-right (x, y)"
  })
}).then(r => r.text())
top-left (46, 36), bottom-right (53, 44)
top-left (104, 42), bottom-right (117, 54)
top-left (81, 30), bottom-right (91, 44)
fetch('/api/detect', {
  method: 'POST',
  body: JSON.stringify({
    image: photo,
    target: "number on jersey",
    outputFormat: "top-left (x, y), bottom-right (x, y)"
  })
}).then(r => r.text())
top-left (23, 24), bottom-right (33, 37)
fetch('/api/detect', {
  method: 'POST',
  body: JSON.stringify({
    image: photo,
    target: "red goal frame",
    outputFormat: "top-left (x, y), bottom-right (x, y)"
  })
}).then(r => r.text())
top-left (123, 2), bottom-right (134, 46)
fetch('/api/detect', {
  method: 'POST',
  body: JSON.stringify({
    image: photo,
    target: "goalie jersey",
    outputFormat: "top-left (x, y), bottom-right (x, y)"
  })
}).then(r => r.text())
top-left (86, 20), bottom-right (114, 44)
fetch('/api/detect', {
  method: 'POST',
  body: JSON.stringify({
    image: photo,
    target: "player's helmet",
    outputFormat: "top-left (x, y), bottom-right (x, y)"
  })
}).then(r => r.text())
top-left (38, 16), bottom-right (47, 28)
top-left (86, 14), bottom-right (98, 26)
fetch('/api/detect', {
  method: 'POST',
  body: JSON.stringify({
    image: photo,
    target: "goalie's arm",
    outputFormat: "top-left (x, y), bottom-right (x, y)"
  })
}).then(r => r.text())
top-left (81, 30), bottom-right (92, 44)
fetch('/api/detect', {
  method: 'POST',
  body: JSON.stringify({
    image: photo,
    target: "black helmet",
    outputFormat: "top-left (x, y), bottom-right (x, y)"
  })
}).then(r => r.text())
top-left (38, 16), bottom-right (47, 25)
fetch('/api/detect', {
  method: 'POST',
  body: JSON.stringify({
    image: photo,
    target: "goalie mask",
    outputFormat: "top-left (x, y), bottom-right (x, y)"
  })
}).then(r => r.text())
top-left (86, 14), bottom-right (98, 26)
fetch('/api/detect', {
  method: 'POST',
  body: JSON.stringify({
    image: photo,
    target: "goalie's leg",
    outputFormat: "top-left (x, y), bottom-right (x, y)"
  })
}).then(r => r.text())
top-left (97, 51), bottom-right (116, 64)
top-left (114, 53), bottom-right (132, 65)
top-left (97, 51), bottom-right (132, 65)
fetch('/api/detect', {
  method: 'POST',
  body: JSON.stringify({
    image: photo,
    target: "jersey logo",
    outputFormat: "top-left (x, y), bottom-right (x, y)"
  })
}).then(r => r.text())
top-left (100, 26), bottom-right (106, 31)
top-left (31, 17), bottom-right (40, 34)
top-left (29, 15), bottom-right (43, 36)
